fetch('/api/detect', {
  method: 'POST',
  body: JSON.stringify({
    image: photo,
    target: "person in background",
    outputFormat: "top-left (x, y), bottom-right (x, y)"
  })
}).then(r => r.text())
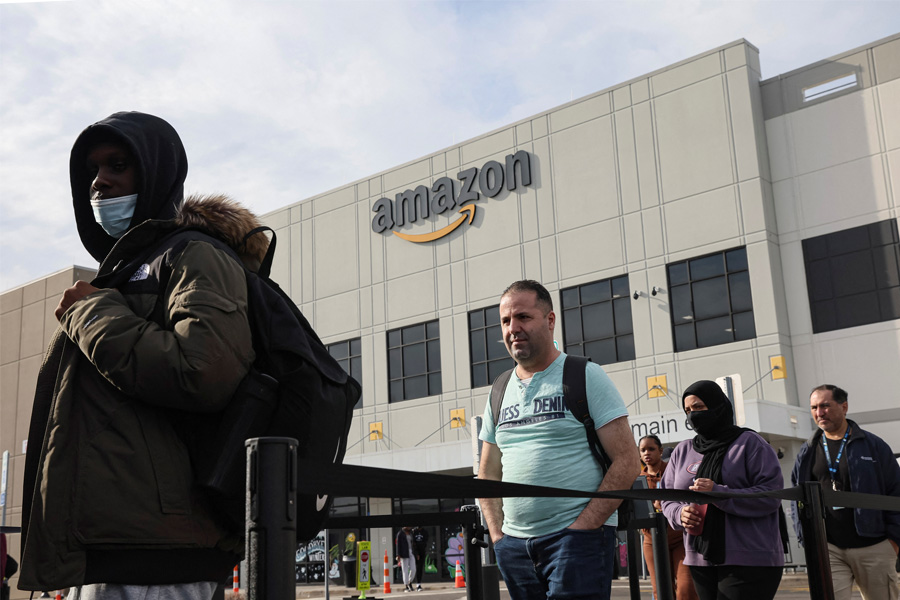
top-left (791, 384), bottom-right (899, 600)
top-left (639, 435), bottom-right (697, 600)
top-left (395, 527), bottom-right (416, 592)
top-left (660, 380), bottom-right (784, 600)
top-left (411, 526), bottom-right (428, 591)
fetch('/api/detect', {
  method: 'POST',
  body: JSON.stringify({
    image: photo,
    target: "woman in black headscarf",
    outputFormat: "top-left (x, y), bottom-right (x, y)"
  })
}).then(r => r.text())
top-left (659, 380), bottom-right (784, 600)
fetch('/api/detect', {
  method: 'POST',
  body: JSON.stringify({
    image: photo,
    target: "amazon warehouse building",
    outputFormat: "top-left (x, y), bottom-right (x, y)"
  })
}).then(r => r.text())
top-left (3, 34), bottom-right (900, 588)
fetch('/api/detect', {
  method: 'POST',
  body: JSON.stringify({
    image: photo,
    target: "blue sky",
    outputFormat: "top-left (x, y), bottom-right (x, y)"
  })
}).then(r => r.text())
top-left (1, 0), bottom-right (898, 291)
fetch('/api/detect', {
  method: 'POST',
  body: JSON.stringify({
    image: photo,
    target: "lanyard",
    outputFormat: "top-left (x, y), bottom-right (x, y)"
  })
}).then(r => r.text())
top-left (821, 426), bottom-right (851, 490)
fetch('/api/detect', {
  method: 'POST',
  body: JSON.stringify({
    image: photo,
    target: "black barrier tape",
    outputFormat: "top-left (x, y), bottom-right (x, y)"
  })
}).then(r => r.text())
top-left (299, 460), bottom-right (900, 512)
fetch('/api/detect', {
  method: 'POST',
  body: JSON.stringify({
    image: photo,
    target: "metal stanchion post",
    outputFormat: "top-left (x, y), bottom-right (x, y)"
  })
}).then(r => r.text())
top-left (246, 437), bottom-right (298, 600)
top-left (625, 528), bottom-right (642, 600)
top-left (464, 521), bottom-right (486, 600)
top-left (651, 512), bottom-right (674, 600)
top-left (798, 481), bottom-right (834, 600)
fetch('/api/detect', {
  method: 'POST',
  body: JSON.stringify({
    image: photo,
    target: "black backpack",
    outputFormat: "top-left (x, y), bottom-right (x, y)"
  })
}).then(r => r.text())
top-left (100, 225), bottom-right (360, 541)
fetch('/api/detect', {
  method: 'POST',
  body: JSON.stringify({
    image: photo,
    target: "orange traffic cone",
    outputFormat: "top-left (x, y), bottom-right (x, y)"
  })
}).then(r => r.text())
top-left (454, 560), bottom-right (465, 588)
top-left (383, 550), bottom-right (392, 594)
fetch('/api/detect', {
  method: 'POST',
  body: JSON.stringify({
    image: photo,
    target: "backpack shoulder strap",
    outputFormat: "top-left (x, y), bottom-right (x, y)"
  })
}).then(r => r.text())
top-left (490, 368), bottom-right (516, 428)
top-left (562, 355), bottom-right (613, 472)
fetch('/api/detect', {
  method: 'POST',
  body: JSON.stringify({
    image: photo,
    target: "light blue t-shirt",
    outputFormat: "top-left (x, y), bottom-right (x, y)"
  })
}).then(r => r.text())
top-left (479, 352), bottom-right (628, 538)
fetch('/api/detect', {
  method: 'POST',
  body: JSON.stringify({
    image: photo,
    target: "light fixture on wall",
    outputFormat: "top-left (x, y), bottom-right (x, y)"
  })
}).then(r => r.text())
top-left (651, 286), bottom-right (659, 296)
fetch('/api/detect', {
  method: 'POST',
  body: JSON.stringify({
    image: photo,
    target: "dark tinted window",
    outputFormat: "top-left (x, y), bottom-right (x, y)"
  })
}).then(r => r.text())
top-left (387, 320), bottom-right (442, 402)
top-left (802, 220), bottom-right (900, 333)
top-left (667, 247), bottom-right (756, 351)
top-left (561, 275), bottom-right (635, 365)
top-left (469, 305), bottom-right (515, 388)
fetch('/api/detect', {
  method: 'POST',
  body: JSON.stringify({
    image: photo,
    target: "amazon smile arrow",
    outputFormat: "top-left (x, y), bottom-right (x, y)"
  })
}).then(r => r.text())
top-left (392, 204), bottom-right (476, 243)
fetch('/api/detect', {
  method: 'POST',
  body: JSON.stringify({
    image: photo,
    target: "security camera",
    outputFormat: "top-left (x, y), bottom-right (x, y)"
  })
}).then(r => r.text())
top-left (633, 291), bottom-right (640, 300)
top-left (777, 447), bottom-right (785, 459)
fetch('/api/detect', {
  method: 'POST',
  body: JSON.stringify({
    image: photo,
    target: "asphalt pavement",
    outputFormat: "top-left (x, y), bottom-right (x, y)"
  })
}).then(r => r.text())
top-left (225, 572), bottom-right (871, 600)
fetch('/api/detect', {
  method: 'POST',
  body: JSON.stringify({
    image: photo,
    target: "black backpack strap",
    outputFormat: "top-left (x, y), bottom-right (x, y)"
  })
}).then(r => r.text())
top-left (490, 368), bottom-right (516, 428)
top-left (563, 355), bottom-right (612, 472)
top-left (242, 226), bottom-right (276, 279)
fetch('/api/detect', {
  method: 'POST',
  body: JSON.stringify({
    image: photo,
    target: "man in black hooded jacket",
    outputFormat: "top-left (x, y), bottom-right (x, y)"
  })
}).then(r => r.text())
top-left (19, 112), bottom-right (269, 599)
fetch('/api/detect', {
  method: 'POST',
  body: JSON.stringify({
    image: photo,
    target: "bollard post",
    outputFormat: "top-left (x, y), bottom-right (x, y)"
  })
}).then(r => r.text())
top-left (651, 512), bottom-right (674, 600)
top-left (245, 437), bottom-right (298, 600)
top-left (625, 528), bottom-right (642, 600)
top-left (464, 521), bottom-right (486, 600)
top-left (798, 481), bottom-right (834, 600)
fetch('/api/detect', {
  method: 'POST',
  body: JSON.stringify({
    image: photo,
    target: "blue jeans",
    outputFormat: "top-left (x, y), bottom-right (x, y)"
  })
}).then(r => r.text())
top-left (493, 526), bottom-right (616, 600)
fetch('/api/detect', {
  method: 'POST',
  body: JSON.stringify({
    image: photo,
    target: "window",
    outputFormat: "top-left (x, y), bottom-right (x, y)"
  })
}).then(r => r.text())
top-left (327, 338), bottom-right (363, 409)
top-left (667, 247), bottom-right (756, 351)
top-left (387, 320), bottom-right (441, 402)
top-left (802, 219), bottom-right (900, 333)
top-left (469, 305), bottom-right (514, 388)
top-left (561, 275), bottom-right (635, 365)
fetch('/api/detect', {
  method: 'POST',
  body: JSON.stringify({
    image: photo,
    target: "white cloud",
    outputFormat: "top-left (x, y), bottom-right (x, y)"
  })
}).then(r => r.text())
top-left (1, 0), bottom-right (898, 291)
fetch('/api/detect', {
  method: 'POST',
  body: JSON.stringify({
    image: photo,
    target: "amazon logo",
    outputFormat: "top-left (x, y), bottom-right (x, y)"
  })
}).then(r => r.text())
top-left (371, 151), bottom-right (532, 243)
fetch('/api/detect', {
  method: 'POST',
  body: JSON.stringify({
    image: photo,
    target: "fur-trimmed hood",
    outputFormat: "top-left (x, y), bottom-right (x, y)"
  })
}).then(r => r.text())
top-left (176, 194), bottom-right (270, 272)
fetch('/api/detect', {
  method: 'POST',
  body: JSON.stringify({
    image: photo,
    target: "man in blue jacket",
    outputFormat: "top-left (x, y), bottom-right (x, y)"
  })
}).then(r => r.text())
top-left (791, 384), bottom-right (900, 600)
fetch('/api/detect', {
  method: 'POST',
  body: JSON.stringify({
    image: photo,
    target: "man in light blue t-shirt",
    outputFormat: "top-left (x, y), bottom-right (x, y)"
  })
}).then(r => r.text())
top-left (477, 280), bottom-right (640, 600)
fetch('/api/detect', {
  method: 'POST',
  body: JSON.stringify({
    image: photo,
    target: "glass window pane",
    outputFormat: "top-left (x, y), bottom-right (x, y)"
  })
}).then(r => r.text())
top-left (690, 254), bottom-right (725, 280)
top-left (696, 315), bottom-right (733, 348)
top-left (566, 344), bottom-right (584, 357)
top-left (488, 359), bottom-right (513, 384)
top-left (834, 291), bottom-right (880, 329)
top-left (329, 342), bottom-right (349, 360)
top-left (582, 302), bottom-right (614, 341)
top-left (470, 330), bottom-right (486, 363)
top-left (427, 339), bottom-right (441, 371)
top-left (388, 330), bottom-right (401, 348)
top-left (403, 343), bottom-right (426, 376)
top-left (611, 275), bottom-right (629, 299)
top-left (389, 380), bottom-right (404, 402)
top-left (668, 262), bottom-right (688, 286)
top-left (403, 324), bottom-right (425, 344)
top-left (472, 364), bottom-right (488, 389)
top-left (879, 286), bottom-right (900, 320)
top-left (428, 373), bottom-right (442, 395)
top-left (404, 376), bottom-right (428, 400)
top-left (563, 308), bottom-right (583, 344)
top-left (389, 348), bottom-right (402, 378)
top-left (872, 246), bottom-right (900, 288)
top-left (827, 226), bottom-right (870, 256)
top-left (561, 288), bottom-right (579, 308)
top-left (581, 281), bottom-right (611, 304)
top-left (584, 338), bottom-right (616, 366)
top-left (348, 338), bottom-right (360, 356)
top-left (426, 320), bottom-right (440, 340)
top-left (670, 284), bottom-right (693, 322)
top-left (725, 248), bottom-right (748, 272)
top-left (831, 250), bottom-right (877, 297)
top-left (692, 277), bottom-right (730, 320)
top-left (613, 297), bottom-right (633, 335)
top-left (485, 306), bottom-right (501, 326)
top-left (336, 357), bottom-right (349, 374)
top-left (803, 237), bottom-right (828, 262)
top-left (806, 260), bottom-right (834, 301)
top-left (350, 357), bottom-right (362, 381)
top-left (469, 310), bottom-right (484, 329)
top-left (674, 323), bottom-right (696, 352)
top-left (732, 311), bottom-right (756, 341)
top-left (811, 300), bottom-right (837, 334)
top-left (869, 219), bottom-right (899, 246)
top-left (616, 334), bottom-right (635, 362)
top-left (728, 271), bottom-right (753, 313)
top-left (486, 325), bottom-right (507, 360)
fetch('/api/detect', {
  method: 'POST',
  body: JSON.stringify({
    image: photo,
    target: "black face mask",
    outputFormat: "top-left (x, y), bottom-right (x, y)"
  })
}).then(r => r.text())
top-left (687, 410), bottom-right (719, 436)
